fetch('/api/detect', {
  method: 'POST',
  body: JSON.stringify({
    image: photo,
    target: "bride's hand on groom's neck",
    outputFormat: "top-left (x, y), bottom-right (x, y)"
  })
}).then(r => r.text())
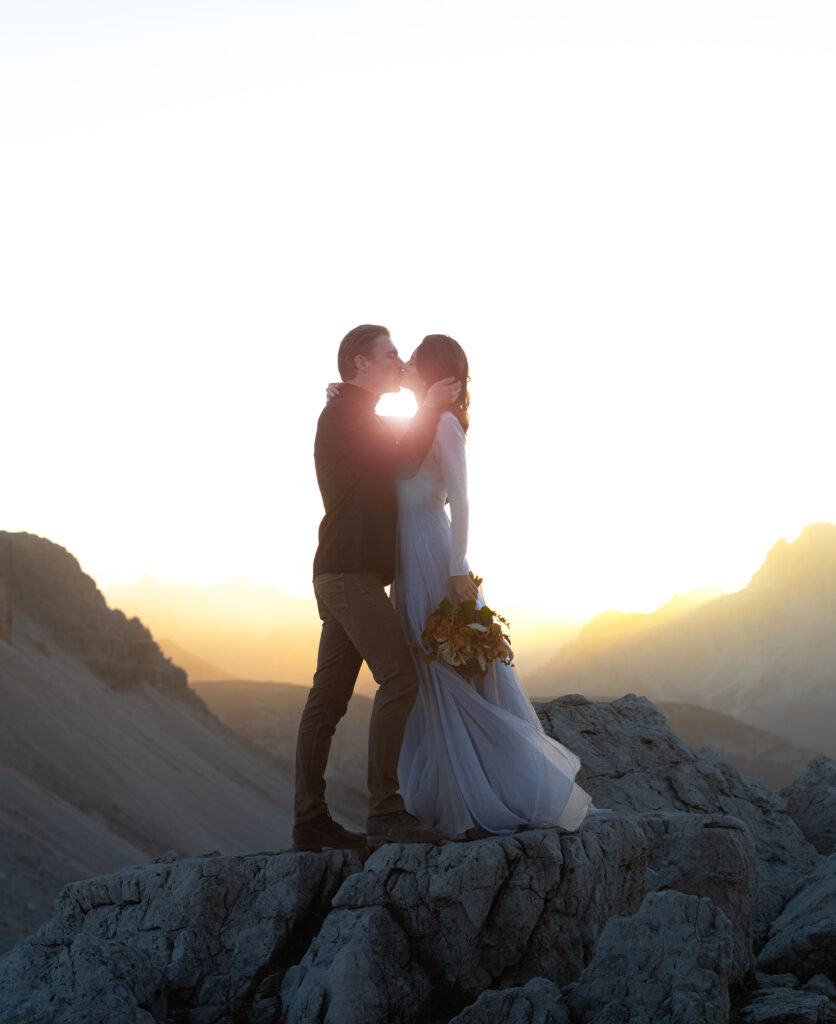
top-left (424, 377), bottom-right (461, 411)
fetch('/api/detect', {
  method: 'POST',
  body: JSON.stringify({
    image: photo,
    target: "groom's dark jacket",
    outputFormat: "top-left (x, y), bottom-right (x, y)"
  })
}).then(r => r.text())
top-left (313, 384), bottom-right (441, 586)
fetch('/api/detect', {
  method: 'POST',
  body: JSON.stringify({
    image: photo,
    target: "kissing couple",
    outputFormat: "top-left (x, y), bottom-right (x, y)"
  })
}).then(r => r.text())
top-left (293, 325), bottom-right (592, 852)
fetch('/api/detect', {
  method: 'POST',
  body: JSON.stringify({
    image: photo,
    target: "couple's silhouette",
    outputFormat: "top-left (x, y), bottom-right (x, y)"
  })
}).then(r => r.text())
top-left (292, 325), bottom-right (590, 853)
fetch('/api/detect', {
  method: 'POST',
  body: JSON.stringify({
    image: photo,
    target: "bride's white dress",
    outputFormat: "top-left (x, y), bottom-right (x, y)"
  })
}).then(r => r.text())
top-left (391, 411), bottom-right (591, 838)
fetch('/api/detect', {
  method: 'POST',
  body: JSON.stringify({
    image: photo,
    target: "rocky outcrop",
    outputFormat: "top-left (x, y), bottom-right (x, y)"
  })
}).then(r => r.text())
top-left (0, 687), bottom-right (829, 1023)
top-left (0, 849), bottom-right (364, 1024)
top-left (0, 532), bottom-right (198, 702)
top-left (742, 980), bottom-right (836, 1023)
top-left (758, 851), bottom-right (836, 983)
top-left (781, 757), bottom-right (836, 855)
top-left (281, 819), bottom-right (647, 1023)
top-left (280, 904), bottom-right (432, 1024)
top-left (0, 823), bottom-right (645, 1024)
top-left (537, 693), bottom-right (819, 942)
top-left (640, 812), bottom-right (757, 982)
top-left (449, 977), bottom-right (567, 1024)
top-left (563, 890), bottom-right (733, 1024)
top-left (807, 977), bottom-right (836, 1001)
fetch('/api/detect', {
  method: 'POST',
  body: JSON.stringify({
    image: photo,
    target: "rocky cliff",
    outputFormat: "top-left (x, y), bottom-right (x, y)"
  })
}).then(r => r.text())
top-left (0, 532), bottom-right (198, 702)
top-left (0, 532), bottom-right (295, 957)
top-left (1, 694), bottom-right (832, 1024)
top-left (104, 574), bottom-right (324, 689)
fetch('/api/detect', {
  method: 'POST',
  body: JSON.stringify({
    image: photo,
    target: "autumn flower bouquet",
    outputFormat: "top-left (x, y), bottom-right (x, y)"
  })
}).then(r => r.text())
top-left (411, 576), bottom-right (514, 688)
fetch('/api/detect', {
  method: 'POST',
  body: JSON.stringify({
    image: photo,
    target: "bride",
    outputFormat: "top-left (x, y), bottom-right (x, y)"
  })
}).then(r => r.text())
top-left (391, 334), bottom-right (592, 839)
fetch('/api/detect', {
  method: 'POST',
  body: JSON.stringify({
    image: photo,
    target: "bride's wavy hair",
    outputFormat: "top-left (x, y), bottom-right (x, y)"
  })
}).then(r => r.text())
top-left (415, 334), bottom-right (470, 433)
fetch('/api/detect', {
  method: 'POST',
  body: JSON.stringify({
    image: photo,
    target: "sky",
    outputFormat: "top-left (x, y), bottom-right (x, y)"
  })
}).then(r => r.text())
top-left (2, 0), bottom-right (835, 623)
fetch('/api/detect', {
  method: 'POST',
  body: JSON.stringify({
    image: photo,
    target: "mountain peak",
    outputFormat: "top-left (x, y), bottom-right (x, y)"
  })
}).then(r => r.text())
top-left (747, 522), bottom-right (836, 597)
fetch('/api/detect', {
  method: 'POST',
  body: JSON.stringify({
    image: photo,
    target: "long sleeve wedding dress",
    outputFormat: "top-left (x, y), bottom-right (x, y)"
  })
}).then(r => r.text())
top-left (392, 412), bottom-right (591, 838)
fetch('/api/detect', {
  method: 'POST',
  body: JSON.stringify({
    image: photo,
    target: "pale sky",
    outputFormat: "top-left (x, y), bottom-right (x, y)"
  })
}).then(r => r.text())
top-left (2, 1), bottom-right (834, 622)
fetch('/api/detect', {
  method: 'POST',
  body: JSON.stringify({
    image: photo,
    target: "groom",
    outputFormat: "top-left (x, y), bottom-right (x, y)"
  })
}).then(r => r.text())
top-left (293, 324), bottom-right (460, 852)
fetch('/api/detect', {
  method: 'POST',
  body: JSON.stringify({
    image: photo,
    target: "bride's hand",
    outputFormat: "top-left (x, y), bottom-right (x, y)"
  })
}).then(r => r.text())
top-left (424, 376), bottom-right (461, 410)
top-left (325, 382), bottom-right (341, 403)
top-left (451, 574), bottom-right (479, 603)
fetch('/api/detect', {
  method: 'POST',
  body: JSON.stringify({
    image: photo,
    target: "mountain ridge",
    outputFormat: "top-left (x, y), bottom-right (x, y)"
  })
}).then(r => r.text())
top-left (531, 522), bottom-right (836, 755)
top-left (0, 532), bottom-right (295, 955)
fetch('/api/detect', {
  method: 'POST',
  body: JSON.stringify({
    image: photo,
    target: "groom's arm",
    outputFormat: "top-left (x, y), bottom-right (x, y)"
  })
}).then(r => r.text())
top-left (316, 400), bottom-right (436, 477)
top-left (322, 404), bottom-right (440, 480)
top-left (317, 378), bottom-right (461, 481)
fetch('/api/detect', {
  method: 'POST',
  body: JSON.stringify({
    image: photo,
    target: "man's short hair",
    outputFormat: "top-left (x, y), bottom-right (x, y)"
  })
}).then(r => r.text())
top-left (338, 324), bottom-right (390, 381)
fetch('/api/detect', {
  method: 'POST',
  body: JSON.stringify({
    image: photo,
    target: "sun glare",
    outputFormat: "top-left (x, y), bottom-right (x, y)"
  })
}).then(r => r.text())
top-left (2, 2), bottom-right (834, 627)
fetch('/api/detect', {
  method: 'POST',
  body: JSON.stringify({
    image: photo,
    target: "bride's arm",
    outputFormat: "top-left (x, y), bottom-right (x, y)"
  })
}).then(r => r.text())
top-left (437, 413), bottom-right (478, 602)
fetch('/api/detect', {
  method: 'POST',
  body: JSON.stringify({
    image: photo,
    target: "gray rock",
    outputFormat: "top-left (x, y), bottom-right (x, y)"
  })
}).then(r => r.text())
top-left (758, 850), bottom-right (836, 982)
top-left (781, 757), bottom-right (836, 855)
top-left (537, 693), bottom-right (819, 943)
top-left (563, 890), bottom-right (733, 1024)
top-left (449, 977), bottom-right (568, 1024)
top-left (282, 821), bottom-right (647, 1023)
top-left (0, 849), bottom-right (364, 1024)
top-left (0, 934), bottom-right (157, 1024)
top-left (641, 812), bottom-right (758, 981)
top-left (757, 972), bottom-right (801, 988)
top-left (335, 821), bottom-right (646, 993)
top-left (741, 987), bottom-right (836, 1023)
top-left (280, 906), bottom-right (431, 1024)
top-left (806, 975), bottom-right (836, 1000)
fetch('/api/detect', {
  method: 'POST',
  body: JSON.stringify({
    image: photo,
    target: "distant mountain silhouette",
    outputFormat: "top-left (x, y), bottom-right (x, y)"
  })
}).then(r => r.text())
top-left (104, 576), bottom-right (328, 688)
top-left (156, 637), bottom-right (238, 682)
top-left (531, 523), bottom-right (836, 756)
top-left (0, 532), bottom-right (294, 955)
top-left (653, 702), bottom-right (821, 791)
top-left (103, 578), bottom-right (580, 692)
top-left (550, 585), bottom-right (724, 651)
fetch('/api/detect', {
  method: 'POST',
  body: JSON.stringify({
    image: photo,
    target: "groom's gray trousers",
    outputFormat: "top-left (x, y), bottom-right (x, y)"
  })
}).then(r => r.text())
top-left (294, 570), bottom-right (419, 824)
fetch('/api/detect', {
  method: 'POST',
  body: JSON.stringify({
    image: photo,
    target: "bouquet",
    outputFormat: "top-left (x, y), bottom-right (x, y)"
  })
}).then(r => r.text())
top-left (411, 576), bottom-right (514, 682)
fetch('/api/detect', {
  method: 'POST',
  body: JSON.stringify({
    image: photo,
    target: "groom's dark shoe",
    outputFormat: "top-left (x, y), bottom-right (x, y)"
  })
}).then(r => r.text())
top-left (366, 810), bottom-right (447, 847)
top-left (292, 813), bottom-right (366, 853)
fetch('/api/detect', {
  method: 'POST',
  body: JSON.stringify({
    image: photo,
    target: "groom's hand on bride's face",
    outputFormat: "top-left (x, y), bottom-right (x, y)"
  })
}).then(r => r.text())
top-left (424, 377), bottom-right (461, 410)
